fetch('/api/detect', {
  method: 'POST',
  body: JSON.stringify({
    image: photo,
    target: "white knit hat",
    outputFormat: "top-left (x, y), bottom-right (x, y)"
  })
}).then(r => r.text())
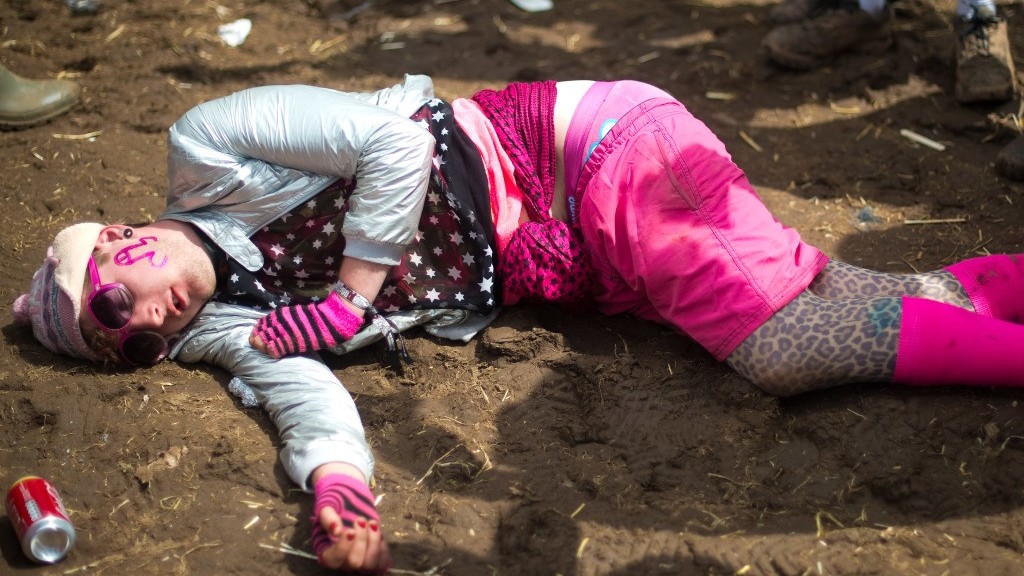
top-left (12, 223), bottom-right (104, 361)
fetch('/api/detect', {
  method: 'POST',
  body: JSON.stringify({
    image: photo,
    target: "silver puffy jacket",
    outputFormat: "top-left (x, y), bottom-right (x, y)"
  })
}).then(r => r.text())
top-left (163, 75), bottom-right (495, 491)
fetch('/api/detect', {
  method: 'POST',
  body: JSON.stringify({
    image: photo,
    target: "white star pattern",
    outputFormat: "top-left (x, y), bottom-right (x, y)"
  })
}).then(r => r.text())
top-left (215, 100), bottom-right (499, 329)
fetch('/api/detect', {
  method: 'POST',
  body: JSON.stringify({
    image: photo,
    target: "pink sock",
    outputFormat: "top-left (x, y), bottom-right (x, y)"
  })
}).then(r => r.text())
top-left (946, 254), bottom-right (1024, 322)
top-left (894, 296), bottom-right (1024, 387)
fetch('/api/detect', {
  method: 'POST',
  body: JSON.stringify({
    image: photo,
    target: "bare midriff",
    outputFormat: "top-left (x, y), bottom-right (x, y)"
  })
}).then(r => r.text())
top-left (545, 80), bottom-right (594, 224)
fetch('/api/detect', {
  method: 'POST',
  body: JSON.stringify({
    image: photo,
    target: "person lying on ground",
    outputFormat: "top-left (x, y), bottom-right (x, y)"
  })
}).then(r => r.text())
top-left (14, 73), bottom-right (1024, 573)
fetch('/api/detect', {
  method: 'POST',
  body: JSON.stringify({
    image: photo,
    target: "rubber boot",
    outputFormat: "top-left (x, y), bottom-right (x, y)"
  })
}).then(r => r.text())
top-left (0, 64), bottom-right (80, 129)
top-left (955, 9), bottom-right (1016, 104)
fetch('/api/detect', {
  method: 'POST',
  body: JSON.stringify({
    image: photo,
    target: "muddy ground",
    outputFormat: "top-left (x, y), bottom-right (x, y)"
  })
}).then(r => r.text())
top-left (4, 0), bottom-right (1024, 574)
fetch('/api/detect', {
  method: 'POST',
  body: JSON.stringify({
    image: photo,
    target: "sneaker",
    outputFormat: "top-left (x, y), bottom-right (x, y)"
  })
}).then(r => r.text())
top-left (770, 0), bottom-right (825, 24)
top-left (955, 9), bottom-right (1016, 104)
top-left (762, 1), bottom-right (886, 70)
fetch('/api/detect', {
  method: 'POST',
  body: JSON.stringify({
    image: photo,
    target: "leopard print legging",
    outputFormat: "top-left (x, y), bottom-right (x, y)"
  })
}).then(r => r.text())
top-left (725, 261), bottom-right (973, 396)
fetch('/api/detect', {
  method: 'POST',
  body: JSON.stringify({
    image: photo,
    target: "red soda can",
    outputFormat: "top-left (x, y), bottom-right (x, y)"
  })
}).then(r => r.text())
top-left (5, 476), bottom-right (76, 563)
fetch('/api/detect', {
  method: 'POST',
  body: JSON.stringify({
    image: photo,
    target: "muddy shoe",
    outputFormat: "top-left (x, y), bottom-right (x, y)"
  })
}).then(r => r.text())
top-left (770, 0), bottom-right (825, 24)
top-left (0, 64), bottom-right (80, 129)
top-left (997, 134), bottom-right (1024, 181)
top-left (955, 11), bottom-right (1016, 104)
top-left (762, 2), bottom-right (885, 70)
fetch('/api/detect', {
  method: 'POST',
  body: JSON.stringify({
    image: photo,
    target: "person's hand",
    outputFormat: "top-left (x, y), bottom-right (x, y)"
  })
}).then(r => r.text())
top-left (249, 292), bottom-right (364, 358)
top-left (315, 504), bottom-right (391, 573)
top-left (310, 472), bottom-right (391, 573)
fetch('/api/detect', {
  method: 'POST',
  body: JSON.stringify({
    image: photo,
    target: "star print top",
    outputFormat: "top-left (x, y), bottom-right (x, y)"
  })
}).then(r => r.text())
top-left (210, 98), bottom-right (496, 317)
top-left (471, 81), bottom-right (595, 311)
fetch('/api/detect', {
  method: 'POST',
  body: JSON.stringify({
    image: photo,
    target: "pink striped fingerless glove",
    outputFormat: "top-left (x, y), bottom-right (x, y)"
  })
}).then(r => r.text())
top-left (310, 474), bottom-right (380, 561)
top-left (253, 292), bottom-right (364, 357)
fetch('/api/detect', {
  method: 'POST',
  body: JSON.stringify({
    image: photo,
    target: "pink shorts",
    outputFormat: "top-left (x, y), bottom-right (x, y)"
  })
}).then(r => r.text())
top-left (573, 97), bottom-right (829, 360)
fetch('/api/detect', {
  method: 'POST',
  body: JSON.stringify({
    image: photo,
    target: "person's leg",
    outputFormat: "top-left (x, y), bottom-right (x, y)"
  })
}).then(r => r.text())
top-left (812, 256), bottom-right (1024, 323)
top-left (954, 0), bottom-right (1015, 104)
top-left (576, 99), bottom-right (828, 362)
top-left (727, 289), bottom-right (1024, 396)
top-left (808, 260), bottom-right (973, 307)
top-left (726, 290), bottom-right (900, 395)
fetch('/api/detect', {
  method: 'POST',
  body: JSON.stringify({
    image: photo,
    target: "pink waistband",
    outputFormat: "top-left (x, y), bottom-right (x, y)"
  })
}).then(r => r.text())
top-left (564, 81), bottom-right (675, 226)
top-left (563, 81), bottom-right (614, 204)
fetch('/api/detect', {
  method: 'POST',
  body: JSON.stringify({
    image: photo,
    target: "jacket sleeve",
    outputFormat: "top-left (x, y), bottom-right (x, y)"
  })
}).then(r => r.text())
top-left (166, 84), bottom-right (435, 265)
top-left (171, 303), bottom-right (375, 490)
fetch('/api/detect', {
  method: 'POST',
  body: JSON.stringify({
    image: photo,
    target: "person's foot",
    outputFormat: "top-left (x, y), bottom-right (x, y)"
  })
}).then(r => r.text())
top-left (762, 0), bottom-right (886, 70)
top-left (955, 9), bottom-right (1016, 104)
top-left (0, 64), bottom-right (80, 129)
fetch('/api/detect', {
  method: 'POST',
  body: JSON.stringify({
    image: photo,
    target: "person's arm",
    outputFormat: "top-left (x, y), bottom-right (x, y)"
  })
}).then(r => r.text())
top-left (166, 83), bottom-right (435, 264)
top-left (172, 305), bottom-right (389, 571)
top-left (167, 84), bottom-right (436, 358)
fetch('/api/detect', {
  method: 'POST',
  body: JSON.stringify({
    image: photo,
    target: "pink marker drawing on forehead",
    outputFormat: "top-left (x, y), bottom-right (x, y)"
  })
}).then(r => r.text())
top-left (115, 236), bottom-right (168, 268)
